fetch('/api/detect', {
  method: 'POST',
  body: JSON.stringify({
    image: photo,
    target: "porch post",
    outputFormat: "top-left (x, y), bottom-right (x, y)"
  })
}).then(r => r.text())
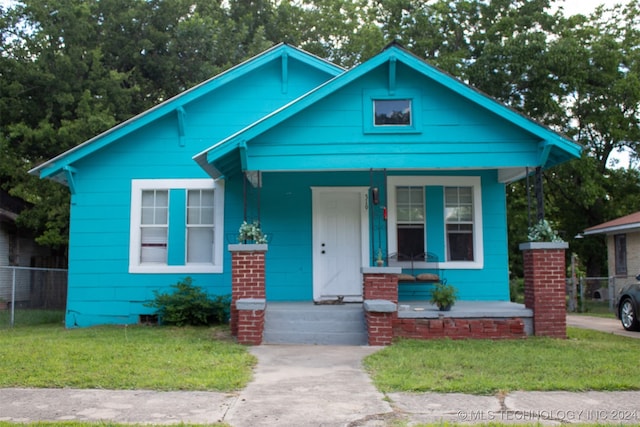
top-left (519, 242), bottom-right (568, 338)
top-left (229, 244), bottom-right (267, 344)
top-left (362, 267), bottom-right (400, 345)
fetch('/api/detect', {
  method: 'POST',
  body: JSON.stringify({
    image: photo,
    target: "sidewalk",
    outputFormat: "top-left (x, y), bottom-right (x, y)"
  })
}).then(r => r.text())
top-left (1, 343), bottom-right (640, 426)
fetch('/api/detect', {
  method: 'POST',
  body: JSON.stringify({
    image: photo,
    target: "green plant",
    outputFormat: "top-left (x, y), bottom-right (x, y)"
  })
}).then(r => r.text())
top-left (527, 219), bottom-right (563, 242)
top-left (509, 277), bottom-right (524, 303)
top-left (145, 277), bottom-right (230, 326)
top-left (429, 282), bottom-right (458, 310)
top-left (238, 220), bottom-right (268, 244)
top-left (0, 309), bottom-right (64, 328)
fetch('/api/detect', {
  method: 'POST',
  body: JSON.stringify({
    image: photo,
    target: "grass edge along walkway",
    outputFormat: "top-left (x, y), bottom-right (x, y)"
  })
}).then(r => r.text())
top-left (364, 327), bottom-right (640, 395)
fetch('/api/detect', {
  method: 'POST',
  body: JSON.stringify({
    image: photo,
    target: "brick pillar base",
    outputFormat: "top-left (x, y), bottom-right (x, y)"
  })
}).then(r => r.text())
top-left (237, 299), bottom-right (265, 345)
top-left (520, 242), bottom-right (568, 338)
top-left (363, 267), bottom-right (400, 345)
top-left (229, 244), bottom-right (267, 338)
top-left (365, 310), bottom-right (395, 345)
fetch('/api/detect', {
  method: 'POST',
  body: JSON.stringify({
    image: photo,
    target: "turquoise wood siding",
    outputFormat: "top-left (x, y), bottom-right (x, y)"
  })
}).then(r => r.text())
top-left (37, 44), bottom-right (578, 328)
top-left (63, 56), bottom-right (338, 327)
top-left (245, 62), bottom-right (541, 172)
top-left (223, 170), bottom-right (509, 303)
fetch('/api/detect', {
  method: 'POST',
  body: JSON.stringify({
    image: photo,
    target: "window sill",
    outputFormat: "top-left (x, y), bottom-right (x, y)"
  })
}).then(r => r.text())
top-left (129, 264), bottom-right (223, 274)
top-left (389, 261), bottom-right (484, 270)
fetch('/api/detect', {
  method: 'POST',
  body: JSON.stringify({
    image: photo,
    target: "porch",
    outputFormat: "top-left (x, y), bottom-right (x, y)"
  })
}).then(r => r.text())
top-left (253, 300), bottom-right (533, 345)
top-left (230, 243), bottom-right (567, 345)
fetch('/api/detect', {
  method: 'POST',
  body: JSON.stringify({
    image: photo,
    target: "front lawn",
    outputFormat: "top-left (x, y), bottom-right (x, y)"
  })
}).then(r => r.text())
top-left (0, 324), bottom-right (255, 391)
top-left (364, 327), bottom-right (640, 394)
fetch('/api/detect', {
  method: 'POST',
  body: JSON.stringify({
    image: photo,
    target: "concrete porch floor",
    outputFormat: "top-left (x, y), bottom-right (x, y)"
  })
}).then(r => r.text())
top-left (397, 300), bottom-right (533, 319)
top-left (267, 300), bottom-right (532, 318)
top-left (265, 300), bottom-right (534, 338)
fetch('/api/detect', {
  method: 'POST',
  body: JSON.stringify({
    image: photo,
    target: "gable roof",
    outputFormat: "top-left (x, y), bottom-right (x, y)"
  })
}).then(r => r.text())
top-left (583, 211), bottom-right (640, 236)
top-left (29, 43), bottom-right (344, 185)
top-left (194, 43), bottom-right (582, 180)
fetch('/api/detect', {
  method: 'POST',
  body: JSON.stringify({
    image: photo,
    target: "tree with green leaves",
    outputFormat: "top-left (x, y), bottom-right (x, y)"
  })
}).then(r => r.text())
top-left (2, 0), bottom-right (640, 281)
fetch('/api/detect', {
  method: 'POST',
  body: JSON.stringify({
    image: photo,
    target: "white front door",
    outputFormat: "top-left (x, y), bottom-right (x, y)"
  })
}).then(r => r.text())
top-left (312, 187), bottom-right (369, 302)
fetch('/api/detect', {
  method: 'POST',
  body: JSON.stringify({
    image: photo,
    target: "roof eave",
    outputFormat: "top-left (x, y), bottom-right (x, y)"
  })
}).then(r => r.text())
top-left (583, 224), bottom-right (640, 236)
top-left (31, 43), bottom-right (344, 182)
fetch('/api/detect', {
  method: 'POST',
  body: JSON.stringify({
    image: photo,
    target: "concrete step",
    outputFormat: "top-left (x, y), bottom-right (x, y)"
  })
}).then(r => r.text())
top-left (263, 303), bottom-right (368, 345)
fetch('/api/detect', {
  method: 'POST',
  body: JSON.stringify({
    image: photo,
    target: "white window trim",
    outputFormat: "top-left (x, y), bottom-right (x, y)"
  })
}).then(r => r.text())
top-left (363, 89), bottom-right (422, 134)
top-left (129, 179), bottom-right (224, 274)
top-left (387, 176), bottom-right (484, 270)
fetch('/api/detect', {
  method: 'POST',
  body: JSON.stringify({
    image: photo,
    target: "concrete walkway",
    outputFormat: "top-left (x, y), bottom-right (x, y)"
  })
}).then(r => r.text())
top-left (566, 313), bottom-right (640, 338)
top-left (2, 339), bottom-right (640, 425)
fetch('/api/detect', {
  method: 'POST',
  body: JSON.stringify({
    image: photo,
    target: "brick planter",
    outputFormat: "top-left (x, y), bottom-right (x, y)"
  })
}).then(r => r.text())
top-left (520, 242), bottom-right (568, 338)
top-left (392, 317), bottom-right (527, 340)
top-left (229, 244), bottom-right (267, 340)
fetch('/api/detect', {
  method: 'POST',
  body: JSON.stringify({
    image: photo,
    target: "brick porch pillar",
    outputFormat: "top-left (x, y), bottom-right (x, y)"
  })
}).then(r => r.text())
top-left (519, 242), bottom-right (568, 338)
top-left (229, 244), bottom-right (267, 340)
top-left (362, 267), bottom-right (399, 303)
top-left (362, 267), bottom-right (401, 345)
top-left (236, 299), bottom-right (266, 345)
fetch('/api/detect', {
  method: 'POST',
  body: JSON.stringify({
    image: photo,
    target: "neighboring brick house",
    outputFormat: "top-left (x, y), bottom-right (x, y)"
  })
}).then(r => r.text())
top-left (584, 211), bottom-right (640, 281)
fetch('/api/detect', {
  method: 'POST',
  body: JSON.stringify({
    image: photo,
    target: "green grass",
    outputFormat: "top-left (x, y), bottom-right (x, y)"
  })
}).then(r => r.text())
top-left (0, 309), bottom-right (65, 328)
top-left (364, 327), bottom-right (640, 395)
top-left (0, 324), bottom-right (255, 391)
top-left (573, 300), bottom-right (616, 318)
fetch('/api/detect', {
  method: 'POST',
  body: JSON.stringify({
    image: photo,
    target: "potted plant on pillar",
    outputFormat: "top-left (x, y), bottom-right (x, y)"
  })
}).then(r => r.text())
top-left (238, 220), bottom-right (268, 244)
top-left (526, 219), bottom-right (563, 243)
top-left (430, 282), bottom-right (458, 311)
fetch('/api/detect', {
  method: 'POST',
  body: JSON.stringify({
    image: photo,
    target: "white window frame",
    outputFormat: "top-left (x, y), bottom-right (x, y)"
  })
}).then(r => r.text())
top-left (186, 188), bottom-right (216, 265)
top-left (129, 179), bottom-right (224, 274)
top-left (387, 176), bottom-right (484, 269)
top-left (363, 89), bottom-right (422, 134)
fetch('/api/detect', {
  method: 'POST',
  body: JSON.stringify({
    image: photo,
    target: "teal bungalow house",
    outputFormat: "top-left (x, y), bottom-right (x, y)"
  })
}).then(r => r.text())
top-left (31, 43), bottom-right (580, 343)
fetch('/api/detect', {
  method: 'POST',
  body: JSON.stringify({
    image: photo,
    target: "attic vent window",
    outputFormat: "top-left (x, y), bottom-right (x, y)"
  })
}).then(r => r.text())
top-left (374, 99), bottom-right (411, 126)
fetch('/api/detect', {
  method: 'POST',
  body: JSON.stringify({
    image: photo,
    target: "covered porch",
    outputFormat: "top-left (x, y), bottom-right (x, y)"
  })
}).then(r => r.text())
top-left (260, 300), bottom-right (532, 345)
top-left (229, 243), bottom-right (565, 345)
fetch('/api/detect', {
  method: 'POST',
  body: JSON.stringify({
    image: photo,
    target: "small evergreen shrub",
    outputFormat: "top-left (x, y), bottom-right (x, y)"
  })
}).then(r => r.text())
top-left (145, 277), bottom-right (230, 326)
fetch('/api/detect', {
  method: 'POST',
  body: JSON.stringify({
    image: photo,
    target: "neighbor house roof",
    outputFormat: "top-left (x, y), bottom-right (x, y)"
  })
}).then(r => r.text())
top-left (194, 43), bottom-right (582, 180)
top-left (29, 43), bottom-right (344, 186)
top-left (583, 211), bottom-right (640, 236)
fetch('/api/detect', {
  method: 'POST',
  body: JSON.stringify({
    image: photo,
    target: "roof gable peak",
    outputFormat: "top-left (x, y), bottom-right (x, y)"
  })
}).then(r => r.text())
top-left (31, 43), bottom-right (343, 183)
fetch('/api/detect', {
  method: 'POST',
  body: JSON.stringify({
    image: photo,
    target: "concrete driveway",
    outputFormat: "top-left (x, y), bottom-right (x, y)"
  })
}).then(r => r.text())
top-left (566, 314), bottom-right (640, 338)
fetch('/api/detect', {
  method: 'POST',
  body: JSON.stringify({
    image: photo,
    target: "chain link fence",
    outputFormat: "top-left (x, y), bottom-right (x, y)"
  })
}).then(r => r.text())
top-left (566, 275), bottom-right (638, 314)
top-left (0, 266), bottom-right (67, 328)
